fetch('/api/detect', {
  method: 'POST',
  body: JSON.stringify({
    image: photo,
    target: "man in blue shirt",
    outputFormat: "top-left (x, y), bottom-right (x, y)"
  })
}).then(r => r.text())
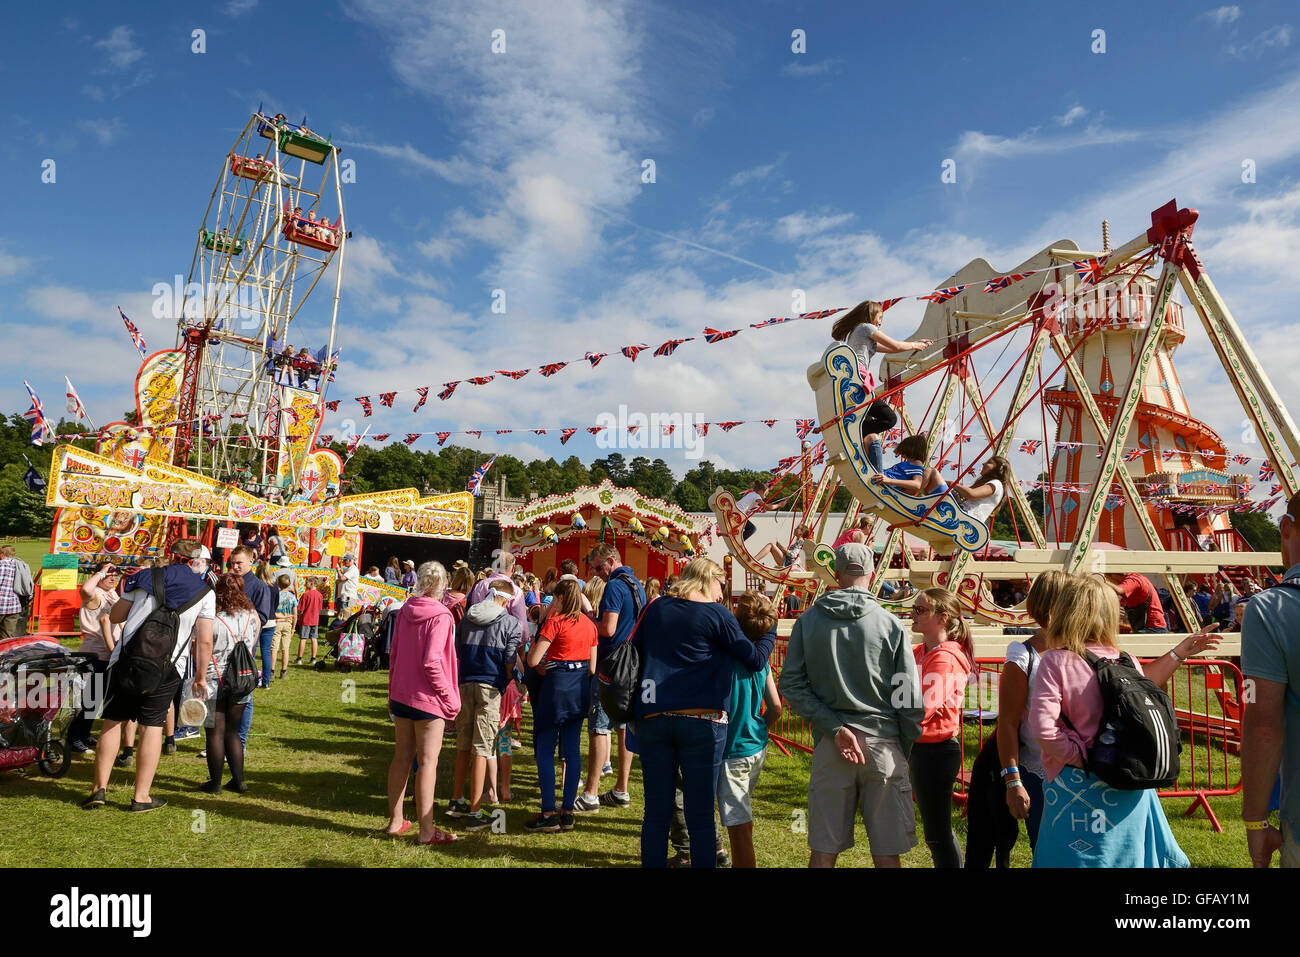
top-left (1242, 491), bottom-right (1300, 868)
top-left (574, 543), bottom-right (646, 812)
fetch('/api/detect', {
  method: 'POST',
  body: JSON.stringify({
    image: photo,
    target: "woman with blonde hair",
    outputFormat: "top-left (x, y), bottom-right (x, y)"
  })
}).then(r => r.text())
top-left (1027, 574), bottom-right (1217, 867)
top-left (644, 578), bottom-right (662, 603)
top-left (908, 587), bottom-right (973, 867)
top-left (582, 576), bottom-right (606, 621)
top-left (632, 557), bottom-right (775, 867)
top-left (386, 561), bottom-right (459, 844)
top-left (442, 561), bottom-right (475, 625)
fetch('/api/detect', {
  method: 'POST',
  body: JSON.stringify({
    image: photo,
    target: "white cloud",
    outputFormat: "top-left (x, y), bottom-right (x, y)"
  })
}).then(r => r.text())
top-left (0, 242), bottom-right (35, 280)
top-left (76, 118), bottom-right (126, 146)
top-left (82, 84), bottom-right (105, 102)
top-left (1199, 6), bottom-right (1241, 26)
top-left (691, 106), bottom-right (716, 128)
top-left (94, 26), bottom-right (143, 70)
top-left (1226, 25), bottom-right (1292, 59)
top-left (782, 59), bottom-right (839, 78)
top-left (775, 211), bottom-right (855, 243)
top-left (416, 236), bottom-right (461, 264)
top-left (955, 123), bottom-right (1140, 163)
top-left (224, 0), bottom-right (259, 15)
top-left (339, 141), bottom-right (482, 185)
top-left (1056, 105), bottom-right (1088, 127)
top-left (26, 285), bottom-right (100, 320)
top-left (728, 162), bottom-right (777, 188)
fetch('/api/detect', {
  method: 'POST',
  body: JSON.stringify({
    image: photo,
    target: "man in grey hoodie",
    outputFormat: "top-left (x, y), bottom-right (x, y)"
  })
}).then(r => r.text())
top-left (448, 580), bottom-right (523, 830)
top-left (778, 542), bottom-right (923, 868)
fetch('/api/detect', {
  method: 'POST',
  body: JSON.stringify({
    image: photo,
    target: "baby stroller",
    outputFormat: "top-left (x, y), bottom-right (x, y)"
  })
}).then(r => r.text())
top-left (315, 606), bottom-right (383, 672)
top-left (0, 635), bottom-right (98, 778)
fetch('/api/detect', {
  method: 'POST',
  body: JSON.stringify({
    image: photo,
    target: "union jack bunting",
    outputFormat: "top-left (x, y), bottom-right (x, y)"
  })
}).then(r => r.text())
top-left (22, 381), bottom-right (53, 445)
top-left (412, 387), bottom-right (429, 413)
top-left (118, 307), bottom-right (147, 358)
top-left (532, 429), bottom-right (547, 436)
top-left (585, 426), bottom-right (604, 435)
top-left (750, 316), bottom-right (795, 329)
top-left (811, 443), bottom-right (826, 465)
top-left (319, 434), bottom-right (333, 445)
top-left (772, 456), bottom-right (798, 473)
top-left (373, 433), bottom-right (391, 442)
top-left (584, 352), bottom-right (608, 368)
top-left (919, 284), bottom-right (968, 304)
top-left (878, 298), bottom-right (904, 313)
top-left (1259, 462), bottom-right (1275, 481)
top-left (467, 455), bottom-right (498, 497)
top-left (696, 423), bottom-right (709, 438)
top-left (1232, 454), bottom-right (1251, 466)
top-left (703, 327), bottom-right (740, 343)
top-left (403, 433), bottom-right (421, 446)
top-left (653, 338), bottom-right (693, 357)
top-left (1073, 255), bottom-right (1109, 286)
top-left (1095, 448), bottom-right (1105, 459)
top-left (984, 273), bottom-right (1030, 293)
top-left (496, 369), bottom-right (530, 380)
top-left (539, 362), bottom-right (569, 377)
top-left (1123, 447), bottom-right (1145, 462)
top-left (886, 427), bottom-right (904, 441)
top-left (435, 432), bottom-right (451, 446)
top-left (1055, 442), bottom-right (1083, 453)
top-left (346, 426), bottom-right (370, 456)
top-left (356, 396), bottom-right (372, 417)
top-left (467, 375), bottom-right (495, 386)
top-left (797, 308), bottom-right (842, 322)
top-left (761, 419), bottom-right (777, 428)
top-left (1162, 450), bottom-right (1176, 460)
top-left (496, 429), bottom-right (512, 435)
top-left (325, 400), bottom-right (340, 412)
top-left (379, 392), bottom-right (397, 408)
top-left (560, 428), bottom-right (577, 445)
top-left (661, 425), bottom-right (675, 437)
top-left (438, 381), bottom-right (460, 401)
top-left (1019, 439), bottom-right (1042, 454)
top-left (626, 426), bottom-right (640, 436)
top-left (620, 344), bottom-right (650, 361)
top-left (716, 422), bottom-right (743, 432)
top-left (955, 433), bottom-right (972, 443)
top-left (1272, 484), bottom-right (1283, 496)
top-left (465, 430), bottom-right (481, 438)
top-left (794, 418), bottom-right (815, 440)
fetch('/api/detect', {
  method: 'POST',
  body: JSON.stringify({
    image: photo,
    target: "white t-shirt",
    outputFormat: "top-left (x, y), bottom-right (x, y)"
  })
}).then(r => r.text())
top-left (736, 491), bottom-right (762, 516)
top-left (1004, 640), bottom-right (1045, 778)
top-left (108, 580), bottom-right (217, 679)
top-left (960, 479), bottom-right (1004, 524)
top-left (846, 324), bottom-right (882, 372)
top-left (339, 564), bottom-right (360, 604)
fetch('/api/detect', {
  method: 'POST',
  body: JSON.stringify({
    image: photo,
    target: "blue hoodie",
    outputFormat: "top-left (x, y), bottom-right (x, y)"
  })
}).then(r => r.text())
top-left (455, 597), bottom-right (523, 692)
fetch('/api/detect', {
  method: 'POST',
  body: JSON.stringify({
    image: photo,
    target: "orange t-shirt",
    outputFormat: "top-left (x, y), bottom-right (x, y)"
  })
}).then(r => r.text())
top-left (538, 613), bottom-right (597, 663)
top-left (913, 640), bottom-right (972, 743)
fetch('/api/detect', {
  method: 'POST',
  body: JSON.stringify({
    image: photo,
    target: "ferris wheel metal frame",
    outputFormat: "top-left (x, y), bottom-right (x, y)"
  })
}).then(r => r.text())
top-left (175, 111), bottom-right (347, 493)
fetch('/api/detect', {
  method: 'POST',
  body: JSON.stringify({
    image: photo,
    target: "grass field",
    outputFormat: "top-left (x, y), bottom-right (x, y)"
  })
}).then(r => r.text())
top-left (0, 660), bottom-right (1252, 868)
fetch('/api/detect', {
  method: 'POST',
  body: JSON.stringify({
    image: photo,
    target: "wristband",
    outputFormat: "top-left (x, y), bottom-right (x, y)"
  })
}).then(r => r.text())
top-left (1000, 765), bottom-right (1020, 777)
top-left (1243, 819), bottom-right (1272, 831)
top-left (1168, 648), bottom-right (1184, 662)
top-left (1005, 778), bottom-right (1024, 790)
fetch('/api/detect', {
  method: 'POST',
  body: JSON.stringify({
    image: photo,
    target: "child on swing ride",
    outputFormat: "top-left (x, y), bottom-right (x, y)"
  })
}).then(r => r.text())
top-left (754, 524), bottom-right (811, 571)
top-left (870, 435), bottom-right (948, 497)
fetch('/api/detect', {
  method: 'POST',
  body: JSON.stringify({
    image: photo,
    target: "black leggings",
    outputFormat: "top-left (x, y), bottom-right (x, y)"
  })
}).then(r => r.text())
top-left (909, 739), bottom-right (963, 868)
top-left (860, 399), bottom-right (897, 437)
top-left (206, 699), bottom-right (247, 788)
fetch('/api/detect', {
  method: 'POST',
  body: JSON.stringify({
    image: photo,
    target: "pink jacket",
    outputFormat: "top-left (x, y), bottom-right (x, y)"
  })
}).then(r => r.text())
top-left (1028, 643), bottom-right (1144, 782)
top-left (388, 596), bottom-right (460, 720)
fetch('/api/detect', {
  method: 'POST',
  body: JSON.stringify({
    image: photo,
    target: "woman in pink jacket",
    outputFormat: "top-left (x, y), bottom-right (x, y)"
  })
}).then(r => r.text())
top-left (385, 561), bottom-right (460, 845)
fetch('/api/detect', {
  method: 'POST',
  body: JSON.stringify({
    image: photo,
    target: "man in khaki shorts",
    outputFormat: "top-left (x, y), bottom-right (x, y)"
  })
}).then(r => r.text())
top-left (778, 543), bottom-right (923, 867)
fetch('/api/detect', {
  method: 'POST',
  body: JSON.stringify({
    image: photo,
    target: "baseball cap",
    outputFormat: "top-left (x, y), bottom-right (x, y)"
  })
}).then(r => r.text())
top-left (834, 542), bottom-right (874, 577)
top-left (277, 555), bottom-right (294, 567)
top-left (402, 559), bottom-right (415, 567)
top-left (197, 545), bottom-right (212, 561)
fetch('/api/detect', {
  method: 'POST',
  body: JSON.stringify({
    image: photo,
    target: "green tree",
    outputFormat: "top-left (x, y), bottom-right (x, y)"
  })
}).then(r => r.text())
top-left (1231, 510), bottom-right (1281, 553)
top-left (672, 479), bottom-right (707, 512)
top-left (0, 463), bottom-right (54, 537)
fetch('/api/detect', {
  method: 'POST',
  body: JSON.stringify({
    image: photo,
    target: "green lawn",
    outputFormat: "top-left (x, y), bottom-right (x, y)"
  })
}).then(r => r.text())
top-left (0, 664), bottom-right (1251, 868)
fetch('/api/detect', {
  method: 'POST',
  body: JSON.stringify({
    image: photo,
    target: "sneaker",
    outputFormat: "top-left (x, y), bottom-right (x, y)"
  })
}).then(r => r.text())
top-left (463, 811), bottom-right (491, 832)
top-left (599, 789), bottom-right (631, 808)
top-left (81, 788), bottom-right (106, 810)
top-left (70, 738), bottom-right (94, 754)
top-left (174, 727), bottom-right (200, 741)
top-left (294, 657), bottom-right (303, 665)
top-left (572, 793), bottom-right (601, 813)
top-left (601, 762), bottom-right (613, 776)
top-left (162, 738), bottom-right (176, 755)
top-left (309, 657), bottom-right (317, 665)
top-left (445, 798), bottom-right (471, 818)
top-left (279, 670), bottom-right (286, 680)
top-left (197, 749), bottom-right (207, 758)
top-left (716, 848), bottom-right (731, 868)
top-left (127, 797), bottom-right (167, 813)
top-left (113, 749), bottom-right (134, 768)
top-left (525, 813), bottom-right (561, 833)
top-left (559, 812), bottom-right (576, 832)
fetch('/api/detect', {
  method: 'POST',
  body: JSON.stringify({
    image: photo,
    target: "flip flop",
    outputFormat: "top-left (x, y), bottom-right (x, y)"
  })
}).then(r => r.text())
top-left (386, 819), bottom-right (412, 837)
top-left (418, 827), bottom-right (458, 845)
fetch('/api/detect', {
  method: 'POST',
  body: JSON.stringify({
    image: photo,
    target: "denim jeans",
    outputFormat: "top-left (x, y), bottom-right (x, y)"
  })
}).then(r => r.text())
top-left (1023, 769), bottom-right (1044, 850)
top-left (534, 718), bottom-right (582, 812)
top-left (636, 714), bottom-right (726, 868)
top-left (258, 625), bottom-right (275, 686)
top-left (238, 694), bottom-right (253, 747)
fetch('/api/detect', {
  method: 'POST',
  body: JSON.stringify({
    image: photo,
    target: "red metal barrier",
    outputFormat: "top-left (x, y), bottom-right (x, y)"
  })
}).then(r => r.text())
top-left (767, 641), bottom-right (1243, 833)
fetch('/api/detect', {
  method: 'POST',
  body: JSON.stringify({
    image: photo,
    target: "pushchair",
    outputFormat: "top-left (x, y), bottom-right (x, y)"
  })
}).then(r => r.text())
top-left (315, 606), bottom-right (383, 672)
top-left (0, 635), bottom-right (98, 777)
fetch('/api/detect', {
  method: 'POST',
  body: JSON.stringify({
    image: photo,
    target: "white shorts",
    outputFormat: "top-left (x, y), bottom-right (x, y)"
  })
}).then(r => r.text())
top-left (716, 750), bottom-right (767, 827)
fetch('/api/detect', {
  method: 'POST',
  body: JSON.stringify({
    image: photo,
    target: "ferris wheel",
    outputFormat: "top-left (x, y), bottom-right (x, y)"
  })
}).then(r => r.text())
top-left (173, 110), bottom-right (347, 493)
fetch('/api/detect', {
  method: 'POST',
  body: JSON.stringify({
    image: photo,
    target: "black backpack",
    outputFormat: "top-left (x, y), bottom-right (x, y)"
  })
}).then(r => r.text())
top-left (596, 572), bottom-right (645, 724)
top-left (220, 637), bottom-right (259, 701)
top-left (116, 570), bottom-right (211, 697)
top-left (1078, 650), bottom-right (1180, 790)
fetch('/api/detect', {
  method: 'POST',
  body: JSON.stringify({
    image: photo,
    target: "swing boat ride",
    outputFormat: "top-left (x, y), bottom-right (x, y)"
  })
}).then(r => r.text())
top-left (711, 200), bottom-right (1295, 643)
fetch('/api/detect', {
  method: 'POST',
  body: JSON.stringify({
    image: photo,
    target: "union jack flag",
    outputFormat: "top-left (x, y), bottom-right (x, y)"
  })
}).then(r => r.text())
top-left (772, 455), bottom-right (799, 473)
top-left (413, 387), bottom-right (429, 413)
top-left (467, 375), bottom-right (495, 386)
top-left (798, 308), bottom-right (842, 322)
top-left (123, 447), bottom-right (147, 469)
top-left (532, 429), bottom-right (547, 436)
top-left (1272, 484), bottom-right (1283, 496)
top-left (467, 454), bottom-right (498, 497)
top-left (373, 433), bottom-right (391, 442)
top-left (325, 400), bottom-right (340, 412)
top-left (438, 381), bottom-right (460, 401)
top-left (586, 426), bottom-right (605, 435)
top-left (496, 429), bottom-right (512, 435)
top-left (1019, 439), bottom-right (1042, 454)
top-left (403, 433), bottom-right (421, 446)
top-left (319, 434), bottom-right (333, 445)
top-left (435, 432), bottom-right (451, 446)
top-left (620, 343), bottom-right (650, 361)
top-left (653, 338), bottom-right (693, 357)
top-left (955, 433), bottom-right (972, 443)
top-left (886, 427), bottom-right (904, 441)
top-left (716, 422), bottom-right (743, 432)
top-left (496, 369), bottom-right (530, 380)
top-left (346, 425), bottom-right (370, 456)
top-left (465, 430), bottom-right (481, 438)
top-left (560, 428), bottom-right (577, 445)
top-left (696, 423), bottom-right (709, 438)
top-left (761, 419), bottom-right (777, 428)
top-left (118, 307), bottom-right (147, 358)
top-left (1162, 450), bottom-right (1176, 461)
top-left (984, 273), bottom-right (1030, 293)
top-left (878, 298), bottom-right (905, 313)
top-left (356, 396), bottom-right (372, 417)
top-left (1073, 255), bottom-right (1109, 286)
top-left (661, 425), bottom-right (675, 437)
top-left (811, 443), bottom-right (826, 465)
top-left (1055, 442), bottom-right (1082, 454)
top-left (584, 352), bottom-right (608, 368)
top-left (1259, 462), bottom-right (1275, 482)
top-left (703, 327), bottom-right (740, 343)
top-left (1232, 454), bottom-right (1251, 466)
top-left (919, 284), bottom-right (968, 304)
top-left (539, 362), bottom-right (569, 377)
top-left (750, 316), bottom-right (792, 329)
top-left (794, 418), bottom-right (815, 440)
top-left (1123, 447), bottom-right (1145, 462)
top-left (626, 426), bottom-right (640, 436)
top-left (379, 392), bottom-right (397, 408)
top-left (23, 383), bottom-right (53, 445)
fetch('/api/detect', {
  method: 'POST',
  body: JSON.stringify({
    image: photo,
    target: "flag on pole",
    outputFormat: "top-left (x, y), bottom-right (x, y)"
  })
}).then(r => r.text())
top-left (467, 454), bottom-right (498, 497)
top-left (63, 376), bottom-right (95, 428)
top-left (118, 307), bottom-right (147, 358)
top-left (22, 381), bottom-right (54, 445)
top-left (21, 453), bottom-right (47, 492)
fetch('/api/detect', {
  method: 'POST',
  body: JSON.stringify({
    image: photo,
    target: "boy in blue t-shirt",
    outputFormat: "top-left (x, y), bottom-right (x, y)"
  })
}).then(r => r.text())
top-left (720, 590), bottom-right (784, 869)
top-left (871, 434), bottom-right (947, 496)
top-left (272, 574), bottom-right (298, 680)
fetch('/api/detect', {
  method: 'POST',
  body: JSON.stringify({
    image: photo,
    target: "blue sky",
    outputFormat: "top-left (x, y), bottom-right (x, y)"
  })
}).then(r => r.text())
top-left (2, 1), bottom-right (1299, 479)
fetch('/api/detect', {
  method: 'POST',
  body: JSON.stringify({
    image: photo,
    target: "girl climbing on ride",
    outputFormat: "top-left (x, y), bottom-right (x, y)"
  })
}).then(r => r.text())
top-left (831, 300), bottom-right (933, 471)
top-left (951, 456), bottom-right (1012, 526)
top-left (870, 435), bottom-right (948, 496)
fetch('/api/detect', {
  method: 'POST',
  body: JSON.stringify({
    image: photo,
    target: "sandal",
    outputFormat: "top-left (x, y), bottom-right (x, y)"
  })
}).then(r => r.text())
top-left (418, 827), bottom-right (458, 845)
top-left (386, 819), bottom-right (412, 837)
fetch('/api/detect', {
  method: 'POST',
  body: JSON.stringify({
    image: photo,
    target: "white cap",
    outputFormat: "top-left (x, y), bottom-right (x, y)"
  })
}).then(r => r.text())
top-left (198, 545), bottom-right (212, 560)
